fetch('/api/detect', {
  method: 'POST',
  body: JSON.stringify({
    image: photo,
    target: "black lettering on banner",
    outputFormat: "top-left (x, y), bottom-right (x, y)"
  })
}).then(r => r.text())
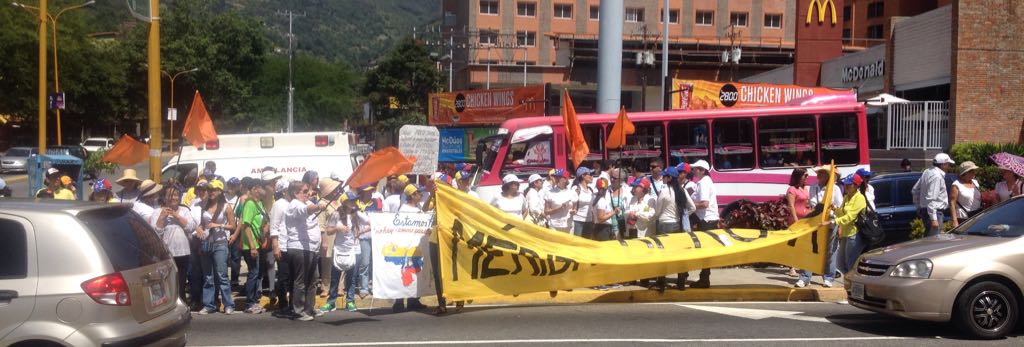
top-left (618, 239), bottom-right (629, 247)
top-left (697, 230), bottom-right (727, 246)
top-left (811, 231), bottom-right (819, 254)
top-left (787, 239), bottom-right (797, 247)
top-left (486, 236), bottom-right (522, 275)
top-left (759, 229), bottom-right (769, 239)
top-left (468, 231), bottom-right (487, 280)
top-left (637, 239), bottom-right (655, 249)
top-left (519, 247), bottom-right (546, 276)
top-left (546, 254), bottom-right (580, 275)
top-left (724, 228), bottom-right (756, 242)
top-left (502, 224), bottom-right (516, 231)
top-left (451, 219), bottom-right (465, 281)
top-left (648, 235), bottom-right (665, 249)
top-left (686, 230), bottom-right (702, 248)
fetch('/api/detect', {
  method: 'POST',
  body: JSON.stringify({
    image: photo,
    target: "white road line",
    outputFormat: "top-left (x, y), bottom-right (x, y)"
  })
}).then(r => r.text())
top-left (193, 336), bottom-right (913, 347)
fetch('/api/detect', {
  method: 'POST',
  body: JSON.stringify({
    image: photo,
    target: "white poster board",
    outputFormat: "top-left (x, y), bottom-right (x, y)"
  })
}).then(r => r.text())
top-left (370, 212), bottom-right (436, 299)
top-left (399, 125), bottom-right (440, 176)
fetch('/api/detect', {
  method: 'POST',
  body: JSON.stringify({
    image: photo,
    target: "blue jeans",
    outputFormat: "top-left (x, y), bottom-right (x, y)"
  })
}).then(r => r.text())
top-left (800, 225), bottom-right (840, 282)
top-left (357, 239), bottom-right (372, 293)
top-left (242, 250), bottom-right (261, 307)
top-left (326, 260), bottom-right (358, 307)
top-left (202, 243), bottom-right (234, 311)
top-left (573, 220), bottom-right (594, 238)
top-left (839, 233), bottom-right (865, 274)
top-left (918, 209), bottom-right (945, 237)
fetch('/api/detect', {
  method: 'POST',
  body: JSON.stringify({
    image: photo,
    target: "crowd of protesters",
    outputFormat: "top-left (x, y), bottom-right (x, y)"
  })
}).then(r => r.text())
top-left (14, 150), bottom-right (1022, 317)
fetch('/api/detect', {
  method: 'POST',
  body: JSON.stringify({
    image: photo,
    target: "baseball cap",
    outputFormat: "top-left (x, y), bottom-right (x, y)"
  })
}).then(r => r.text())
top-left (691, 160), bottom-right (710, 171)
top-left (595, 177), bottom-right (609, 189)
top-left (46, 167), bottom-right (60, 177)
top-left (631, 177), bottom-right (651, 189)
top-left (934, 153), bottom-right (955, 165)
top-left (528, 174), bottom-right (544, 184)
top-left (576, 166), bottom-right (593, 176)
top-left (840, 174), bottom-right (863, 186)
top-left (675, 162), bottom-right (692, 174)
top-left (397, 175), bottom-right (409, 184)
top-left (275, 179), bottom-right (290, 193)
top-left (93, 179), bottom-right (112, 192)
top-left (261, 170), bottom-right (283, 182)
top-left (207, 179), bottom-right (225, 191)
top-left (403, 184), bottom-right (424, 197)
top-left (855, 168), bottom-right (873, 178)
top-left (456, 171), bottom-right (472, 181)
top-left (60, 175), bottom-right (72, 186)
top-left (502, 174), bottom-right (522, 184)
top-left (227, 177), bottom-right (241, 186)
top-left (664, 166), bottom-right (680, 178)
top-left (553, 169), bottom-right (570, 179)
top-left (340, 191), bottom-right (358, 203)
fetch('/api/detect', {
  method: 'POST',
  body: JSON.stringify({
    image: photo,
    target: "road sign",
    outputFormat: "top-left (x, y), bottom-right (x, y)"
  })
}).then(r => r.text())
top-left (48, 92), bottom-right (66, 110)
top-left (128, 0), bottom-right (154, 22)
top-left (166, 108), bottom-right (177, 121)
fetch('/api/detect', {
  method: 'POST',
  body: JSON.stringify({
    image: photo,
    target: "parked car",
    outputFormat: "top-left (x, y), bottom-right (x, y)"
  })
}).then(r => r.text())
top-left (0, 147), bottom-right (38, 173)
top-left (81, 137), bottom-right (114, 153)
top-left (870, 172), bottom-right (957, 247)
top-left (0, 199), bottom-right (191, 346)
top-left (47, 145), bottom-right (90, 161)
top-left (845, 196), bottom-right (1024, 339)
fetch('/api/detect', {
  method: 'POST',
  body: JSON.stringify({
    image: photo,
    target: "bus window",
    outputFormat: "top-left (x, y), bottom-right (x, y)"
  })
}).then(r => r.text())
top-left (582, 124), bottom-right (605, 168)
top-left (611, 122), bottom-right (665, 173)
top-left (712, 118), bottom-right (755, 170)
top-left (820, 113), bottom-right (860, 166)
top-left (667, 120), bottom-right (709, 167)
top-left (758, 115), bottom-right (817, 168)
top-left (502, 134), bottom-right (554, 178)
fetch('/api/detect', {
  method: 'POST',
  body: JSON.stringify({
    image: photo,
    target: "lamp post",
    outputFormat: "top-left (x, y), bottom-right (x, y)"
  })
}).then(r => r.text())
top-left (13, 1), bottom-right (95, 147)
top-left (161, 68), bottom-right (199, 152)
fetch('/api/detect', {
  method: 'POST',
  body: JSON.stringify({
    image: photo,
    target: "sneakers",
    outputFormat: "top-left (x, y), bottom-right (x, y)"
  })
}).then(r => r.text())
top-left (358, 289), bottom-right (370, 299)
top-left (345, 301), bottom-right (357, 312)
top-left (690, 279), bottom-right (711, 289)
top-left (224, 307), bottom-right (235, 315)
top-left (822, 280), bottom-right (834, 288)
top-left (407, 298), bottom-right (427, 311)
top-left (314, 309), bottom-right (326, 317)
top-left (319, 302), bottom-right (337, 313)
top-left (245, 305), bottom-right (265, 314)
top-left (197, 307), bottom-right (216, 315)
top-left (296, 314), bottom-right (314, 322)
top-left (794, 280), bottom-right (807, 288)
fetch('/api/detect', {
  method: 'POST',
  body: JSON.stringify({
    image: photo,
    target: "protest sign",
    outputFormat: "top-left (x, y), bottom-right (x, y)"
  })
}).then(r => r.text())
top-left (371, 212), bottom-right (436, 299)
top-left (399, 125), bottom-right (440, 176)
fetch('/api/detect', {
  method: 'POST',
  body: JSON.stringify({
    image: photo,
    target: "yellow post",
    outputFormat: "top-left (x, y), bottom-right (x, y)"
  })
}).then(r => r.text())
top-left (168, 75), bottom-right (174, 152)
top-left (147, 0), bottom-right (162, 181)
top-left (51, 13), bottom-right (61, 146)
top-left (37, 0), bottom-right (48, 154)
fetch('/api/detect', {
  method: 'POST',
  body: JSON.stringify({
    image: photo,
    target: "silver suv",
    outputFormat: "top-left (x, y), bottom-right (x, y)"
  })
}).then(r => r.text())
top-left (0, 199), bottom-right (190, 346)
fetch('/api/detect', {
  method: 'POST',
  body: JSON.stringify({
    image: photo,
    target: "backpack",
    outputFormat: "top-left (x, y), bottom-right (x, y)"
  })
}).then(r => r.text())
top-left (855, 204), bottom-right (885, 245)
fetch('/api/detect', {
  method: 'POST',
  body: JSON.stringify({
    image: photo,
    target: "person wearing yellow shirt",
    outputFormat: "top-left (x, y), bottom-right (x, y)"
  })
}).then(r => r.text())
top-left (834, 174), bottom-right (868, 275)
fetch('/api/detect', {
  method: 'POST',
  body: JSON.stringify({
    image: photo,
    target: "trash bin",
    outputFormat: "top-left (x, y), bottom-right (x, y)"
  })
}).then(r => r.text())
top-left (27, 153), bottom-right (85, 200)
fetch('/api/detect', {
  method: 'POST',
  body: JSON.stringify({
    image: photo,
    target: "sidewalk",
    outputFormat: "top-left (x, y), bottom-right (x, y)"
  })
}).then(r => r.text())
top-left (228, 266), bottom-right (847, 311)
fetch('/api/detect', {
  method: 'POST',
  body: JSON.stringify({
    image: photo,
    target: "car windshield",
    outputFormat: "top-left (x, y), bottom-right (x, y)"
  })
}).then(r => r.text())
top-left (6, 148), bottom-right (31, 156)
top-left (83, 140), bottom-right (106, 147)
top-left (955, 198), bottom-right (1024, 237)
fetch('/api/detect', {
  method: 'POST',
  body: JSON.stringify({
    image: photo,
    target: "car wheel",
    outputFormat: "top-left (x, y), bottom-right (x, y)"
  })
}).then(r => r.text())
top-left (953, 281), bottom-right (1019, 339)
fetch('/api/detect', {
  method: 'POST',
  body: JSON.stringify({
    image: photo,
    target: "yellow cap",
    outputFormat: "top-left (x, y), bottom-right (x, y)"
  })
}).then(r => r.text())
top-left (398, 175), bottom-right (409, 184)
top-left (403, 184), bottom-right (419, 197)
top-left (208, 179), bottom-right (225, 191)
top-left (60, 175), bottom-right (72, 186)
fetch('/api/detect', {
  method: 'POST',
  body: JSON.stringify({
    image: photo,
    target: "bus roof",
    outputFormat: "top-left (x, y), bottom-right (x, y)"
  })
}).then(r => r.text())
top-left (498, 101), bottom-right (864, 132)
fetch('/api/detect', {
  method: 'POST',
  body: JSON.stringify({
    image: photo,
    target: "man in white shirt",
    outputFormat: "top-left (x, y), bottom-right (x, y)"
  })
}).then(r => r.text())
top-left (800, 165), bottom-right (843, 288)
top-left (686, 160), bottom-right (717, 289)
top-left (912, 153), bottom-right (953, 237)
top-left (284, 181), bottom-right (324, 321)
top-left (268, 178), bottom-right (291, 314)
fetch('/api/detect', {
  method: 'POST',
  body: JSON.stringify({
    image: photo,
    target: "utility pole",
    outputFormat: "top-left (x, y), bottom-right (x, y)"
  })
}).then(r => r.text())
top-left (278, 10), bottom-right (304, 133)
top-left (37, 0), bottom-right (48, 153)
top-left (146, 0), bottom-right (161, 180)
top-left (661, 0), bottom-right (669, 111)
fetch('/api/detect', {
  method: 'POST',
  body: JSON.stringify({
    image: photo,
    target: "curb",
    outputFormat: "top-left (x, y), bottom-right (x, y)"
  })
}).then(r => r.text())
top-left (229, 286), bottom-right (847, 311)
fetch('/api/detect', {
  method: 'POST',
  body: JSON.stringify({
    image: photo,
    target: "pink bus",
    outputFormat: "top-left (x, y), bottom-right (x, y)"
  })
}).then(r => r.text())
top-left (472, 95), bottom-right (869, 206)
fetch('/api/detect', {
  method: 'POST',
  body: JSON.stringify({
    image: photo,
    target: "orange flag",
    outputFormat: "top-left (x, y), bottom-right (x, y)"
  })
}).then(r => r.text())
top-left (345, 147), bottom-right (417, 189)
top-left (182, 91), bottom-right (218, 148)
top-left (605, 106), bottom-right (635, 149)
top-left (562, 89), bottom-right (590, 168)
top-left (101, 135), bottom-right (148, 166)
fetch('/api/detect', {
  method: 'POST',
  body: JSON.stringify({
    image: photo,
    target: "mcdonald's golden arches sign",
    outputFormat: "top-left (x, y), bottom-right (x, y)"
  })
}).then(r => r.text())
top-left (806, 0), bottom-right (838, 25)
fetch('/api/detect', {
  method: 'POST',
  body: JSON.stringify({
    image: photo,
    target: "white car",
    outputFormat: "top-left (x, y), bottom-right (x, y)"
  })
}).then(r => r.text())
top-left (81, 137), bottom-right (114, 153)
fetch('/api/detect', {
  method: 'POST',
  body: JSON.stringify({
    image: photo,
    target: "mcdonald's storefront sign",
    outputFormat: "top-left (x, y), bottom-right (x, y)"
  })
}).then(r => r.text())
top-left (806, 0), bottom-right (838, 25)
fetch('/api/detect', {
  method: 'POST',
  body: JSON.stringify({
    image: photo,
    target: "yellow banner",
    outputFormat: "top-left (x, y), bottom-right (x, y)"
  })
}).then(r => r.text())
top-left (435, 170), bottom-right (835, 301)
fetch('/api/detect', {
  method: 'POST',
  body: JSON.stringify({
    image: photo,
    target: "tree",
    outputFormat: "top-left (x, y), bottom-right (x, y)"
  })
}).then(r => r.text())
top-left (246, 52), bottom-right (363, 132)
top-left (362, 37), bottom-right (442, 129)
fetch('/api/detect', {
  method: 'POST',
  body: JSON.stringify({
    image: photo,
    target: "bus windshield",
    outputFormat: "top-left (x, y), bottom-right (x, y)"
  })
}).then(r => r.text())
top-left (501, 133), bottom-right (554, 176)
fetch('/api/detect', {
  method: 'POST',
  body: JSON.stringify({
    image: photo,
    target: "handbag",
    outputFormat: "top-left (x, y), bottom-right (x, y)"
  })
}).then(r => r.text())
top-left (855, 204), bottom-right (885, 245)
top-left (333, 250), bottom-right (357, 271)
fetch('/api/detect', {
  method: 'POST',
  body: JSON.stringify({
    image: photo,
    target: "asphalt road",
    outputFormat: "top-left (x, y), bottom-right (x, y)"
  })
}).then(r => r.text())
top-left (186, 302), bottom-right (1024, 346)
top-left (0, 160), bottom-right (155, 198)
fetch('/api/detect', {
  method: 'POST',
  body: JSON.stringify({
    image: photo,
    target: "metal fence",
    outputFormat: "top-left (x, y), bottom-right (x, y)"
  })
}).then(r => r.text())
top-left (886, 101), bottom-right (949, 150)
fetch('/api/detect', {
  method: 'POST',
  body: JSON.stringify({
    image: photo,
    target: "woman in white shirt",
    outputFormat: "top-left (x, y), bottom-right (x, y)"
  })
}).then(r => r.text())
top-left (626, 178), bottom-right (656, 238)
top-left (151, 186), bottom-right (195, 304)
top-left (491, 174), bottom-right (527, 219)
top-left (544, 169), bottom-right (574, 233)
top-left (571, 167), bottom-right (596, 238)
top-left (995, 168), bottom-right (1022, 202)
top-left (592, 178), bottom-right (615, 241)
top-left (950, 161), bottom-right (982, 227)
top-left (399, 185), bottom-right (425, 213)
top-left (524, 174), bottom-right (547, 226)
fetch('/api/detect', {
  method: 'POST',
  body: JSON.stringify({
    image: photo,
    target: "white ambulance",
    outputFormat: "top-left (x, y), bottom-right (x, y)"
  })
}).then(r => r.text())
top-left (161, 131), bottom-right (368, 184)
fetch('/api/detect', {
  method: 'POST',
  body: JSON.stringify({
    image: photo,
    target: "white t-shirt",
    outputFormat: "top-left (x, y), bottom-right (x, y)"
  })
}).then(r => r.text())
top-left (864, 184), bottom-right (876, 210)
top-left (132, 201), bottom-right (155, 222)
top-left (683, 181), bottom-right (698, 216)
top-left (328, 211), bottom-right (359, 255)
top-left (594, 196), bottom-right (613, 225)
top-left (270, 198), bottom-right (291, 252)
top-left (952, 179), bottom-right (981, 216)
top-left (525, 189), bottom-right (546, 223)
top-left (544, 187), bottom-right (574, 229)
top-left (995, 180), bottom-right (1023, 202)
top-left (383, 194), bottom-right (403, 213)
top-left (285, 199), bottom-right (320, 251)
top-left (572, 185), bottom-right (595, 222)
top-left (491, 195), bottom-right (526, 218)
top-left (695, 176), bottom-right (719, 222)
top-left (398, 204), bottom-right (422, 213)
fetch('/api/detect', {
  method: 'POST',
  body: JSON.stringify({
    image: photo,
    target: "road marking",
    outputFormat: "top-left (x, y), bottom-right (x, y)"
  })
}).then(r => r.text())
top-left (677, 304), bottom-right (831, 323)
top-left (193, 336), bottom-right (912, 347)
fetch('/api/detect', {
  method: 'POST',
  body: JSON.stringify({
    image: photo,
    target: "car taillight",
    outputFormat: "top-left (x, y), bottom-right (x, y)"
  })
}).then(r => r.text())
top-left (81, 273), bottom-right (131, 306)
top-left (315, 135), bottom-right (329, 147)
top-left (205, 139), bottom-right (220, 150)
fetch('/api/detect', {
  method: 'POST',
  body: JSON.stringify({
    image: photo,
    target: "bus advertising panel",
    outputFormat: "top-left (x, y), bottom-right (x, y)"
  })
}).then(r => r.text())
top-left (670, 79), bottom-right (853, 110)
top-left (429, 85), bottom-right (546, 126)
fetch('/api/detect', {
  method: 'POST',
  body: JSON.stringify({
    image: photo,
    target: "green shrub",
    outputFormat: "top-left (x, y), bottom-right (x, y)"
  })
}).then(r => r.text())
top-left (909, 218), bottom-right (954, 240)
top-left (949, 143), bottom-right (1024, 188)
top-left (84, 150), bottom-right (119, 178)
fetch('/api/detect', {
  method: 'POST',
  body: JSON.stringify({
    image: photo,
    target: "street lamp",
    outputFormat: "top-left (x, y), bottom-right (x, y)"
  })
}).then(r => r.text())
top-left (12, 0), bottom-right (95, 146)
top-left (161, 68), bottom-right (199, 151)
